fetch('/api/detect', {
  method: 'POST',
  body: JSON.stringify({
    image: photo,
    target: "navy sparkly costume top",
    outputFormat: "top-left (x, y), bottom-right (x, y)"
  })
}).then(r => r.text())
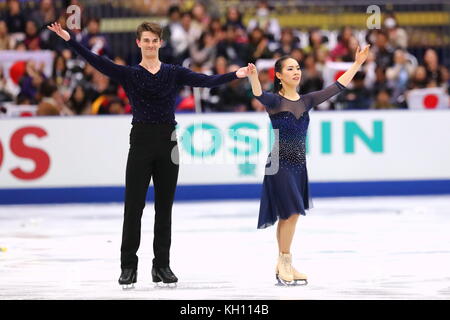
top-left (255, 82), bottom-right (346, 228)
top-left (255, 82), bottom-right (346, 170)
top-left (66, 36), bottom-right (238, 125)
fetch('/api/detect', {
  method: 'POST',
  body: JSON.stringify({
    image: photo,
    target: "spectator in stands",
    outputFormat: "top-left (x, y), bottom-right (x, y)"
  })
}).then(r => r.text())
top-left (299, 54), bottom-right (324, 96)
top-left (423, 48), bottom-right (448, 88)
top-left (4, 0), bottom-right (26, 35)
top-left (52, 52), bottom-right (73, 100)
top-left (371, 87), bottom-right (397, 109)
top-left (384, 13), bottom-right (408, 50)
top-left (303, 28), bottom-right (328, 58)
top-left (217, 64), bottom-right (251, 112)
top-left (209, 17), bottom-right (224, 43)
top-left (372, 65), bottom-right (389, 94)
top-left (245, 27), bottom-right (273, 63)
top-left (19, 60), bottom-right (46, 104)
top-left (373, 30), bottom-right (394, 69)
top-left (362, 49), bottom-right (377, 90)
top-left (15, 92), bottom-right (32, 105)
top-left (275, 28), bottom-right (300, 57)
top-left (0, 20), bottom-right (16, 49)
top-left (290, 48), bottom-right (306, 68)
top-left (407, 65), bottom-right (428, 90)
top-left (217, 25), bottom-right (246, 66)
top-left (340, 36), bottom-right (360, 62)
top-left (336, 71), bottom-right (372, 110)
top-left (169, 11), bottom-right (193, 65)
top-left (24, 20), bottom-right (42, 50)
top-left (189, 31), bottom-right (217, 71)
top-left (161, 5), bottom-right (181, 64)
top-left (224, 6), bottom-right (246, 42)
top-left (386, 49), bottom-right (414, 107)
top-left (37, 79), bottom-right (73, 115)
top-left (0, 68), bottom-right (14, 102)
top-left (13, 40), bottom-right (26, 51)
top-left (36, 101), bottom-right (59, 115)
top-left (330, 26), bottom-right (354, 61)
top-left (247, 0), bottom-right (281, 43)
top-left (107, 98), bottom-right (126, 115)
top-left (204, 56), bottom-right (229, 111)
top-left (80, 17), bottom-right (111, 58)
top-left (162, 5), bottom-right (181, 41)
top-left (68, 84), bottom-right (90, 115)
top-left (90, 70), bottom-right (118, 114)
top-left (30, 0), bottom-right (56, 29)
top-left (190, 2), bottom-right (210, 43)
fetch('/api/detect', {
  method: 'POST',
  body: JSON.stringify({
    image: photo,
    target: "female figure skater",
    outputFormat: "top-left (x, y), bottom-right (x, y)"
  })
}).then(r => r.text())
top-left (48, 22), bottom-right (249, 288)
top-left (247, 45), bottom-right (370, 285)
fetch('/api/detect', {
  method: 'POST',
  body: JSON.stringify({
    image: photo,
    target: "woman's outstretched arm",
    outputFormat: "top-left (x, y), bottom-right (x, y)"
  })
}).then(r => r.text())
top-left (247, 63), bottom-right (262, 96)
top-left (337, 44), bottom-right (370, 87)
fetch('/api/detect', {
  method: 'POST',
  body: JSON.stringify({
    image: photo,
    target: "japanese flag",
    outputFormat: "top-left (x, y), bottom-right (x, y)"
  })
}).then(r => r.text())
top-left (323, 61), bottom-right (353, 87)
top-left (406, 88), bottom-right (449, 110)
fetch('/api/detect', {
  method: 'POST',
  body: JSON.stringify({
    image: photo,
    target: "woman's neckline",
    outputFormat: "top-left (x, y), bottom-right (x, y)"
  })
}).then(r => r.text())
top-left (278, 92), bottom-right (301, 102)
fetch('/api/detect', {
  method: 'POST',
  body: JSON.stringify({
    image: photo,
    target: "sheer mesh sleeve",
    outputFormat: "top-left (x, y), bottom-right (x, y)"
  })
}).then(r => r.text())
top-left (302, 81), bottom-right (346, 111)
top-left (254, 91), bottom-right (279, 110)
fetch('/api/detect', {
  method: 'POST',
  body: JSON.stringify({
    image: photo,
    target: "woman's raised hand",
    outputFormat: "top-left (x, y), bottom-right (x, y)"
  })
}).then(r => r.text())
top-left (47, 22), bottom-right (70, 41)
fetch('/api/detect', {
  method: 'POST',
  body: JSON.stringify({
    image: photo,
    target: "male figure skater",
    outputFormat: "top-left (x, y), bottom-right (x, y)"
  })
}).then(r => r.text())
top-left (48, 21), bottom-right (249, 288)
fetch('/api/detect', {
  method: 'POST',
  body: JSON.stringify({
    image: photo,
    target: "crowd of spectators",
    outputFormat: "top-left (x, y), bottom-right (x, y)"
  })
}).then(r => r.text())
top-left (0, 0), bottom-right (449, 117)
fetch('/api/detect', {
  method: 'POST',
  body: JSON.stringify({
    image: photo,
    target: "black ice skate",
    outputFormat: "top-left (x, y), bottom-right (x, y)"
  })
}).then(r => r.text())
top-left (118, 268), bottom-right (137, 290)
top-left (152, 266), bottom-right (178, 287)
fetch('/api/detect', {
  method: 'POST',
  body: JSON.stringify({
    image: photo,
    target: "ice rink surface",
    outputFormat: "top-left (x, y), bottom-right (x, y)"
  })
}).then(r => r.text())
top-left (1, 195), bottom-right (450, 300)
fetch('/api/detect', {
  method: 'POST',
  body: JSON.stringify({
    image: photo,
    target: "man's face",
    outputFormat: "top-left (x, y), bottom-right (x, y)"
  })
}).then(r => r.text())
top-left (136, 31), bottom-right (162, 57)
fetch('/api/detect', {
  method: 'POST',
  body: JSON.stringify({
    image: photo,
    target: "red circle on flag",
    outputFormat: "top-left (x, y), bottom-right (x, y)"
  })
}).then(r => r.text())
top-left (9, 61), bottom-right (27, 85)
top-left (423, 94), bottom-right (438, 109)
top-left (20, 112), bottom-right (33, 117)
top-left (334, 70), bottom-right (345, 81)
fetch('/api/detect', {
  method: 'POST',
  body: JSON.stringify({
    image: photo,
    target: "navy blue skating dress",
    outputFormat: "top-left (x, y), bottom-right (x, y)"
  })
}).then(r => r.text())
top-left (255, 81), bottom-right (346, 229)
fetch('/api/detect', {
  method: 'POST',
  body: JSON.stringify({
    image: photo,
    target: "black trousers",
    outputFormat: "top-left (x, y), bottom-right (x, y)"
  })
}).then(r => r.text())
top-left (120, 123), bottom-right (179, 270)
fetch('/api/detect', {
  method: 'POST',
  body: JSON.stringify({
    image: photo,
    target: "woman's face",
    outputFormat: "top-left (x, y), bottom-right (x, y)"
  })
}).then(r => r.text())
top-left (414, 66), bottom-right (426, 80)
top-left (227, 7), bottom-right (239, 21)
top-left (214, 56), bottom-right (227, 73)
top-left (276, 58), bottom-right (302, 88)
top-left (0, 21), bottom-right (7, 35)
top-left (74, 86), bottom-right (84, 101)
top-left (56, 56), bottom-right (65, 70)
top-left (26, 21), bottom-right (37, 36)
top-left (424, 49), bottom-right (438, 66)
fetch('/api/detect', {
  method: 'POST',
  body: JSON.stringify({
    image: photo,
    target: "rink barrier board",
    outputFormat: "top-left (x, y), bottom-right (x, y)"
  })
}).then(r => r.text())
top-left (1, 179), bottom-right (450, 205)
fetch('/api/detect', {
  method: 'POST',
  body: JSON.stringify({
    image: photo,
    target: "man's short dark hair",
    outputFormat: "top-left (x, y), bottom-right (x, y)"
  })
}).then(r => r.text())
top-left (136, 22), bottom-right (162, 40)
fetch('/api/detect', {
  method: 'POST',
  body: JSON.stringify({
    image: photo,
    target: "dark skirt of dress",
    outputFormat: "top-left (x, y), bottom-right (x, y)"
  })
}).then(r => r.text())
top-left (257, 158), bottom-right (313, 229)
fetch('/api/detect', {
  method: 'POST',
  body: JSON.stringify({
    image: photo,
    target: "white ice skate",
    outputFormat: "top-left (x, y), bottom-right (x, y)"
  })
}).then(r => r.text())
top-left (275, 253), bottom-right (307, 286)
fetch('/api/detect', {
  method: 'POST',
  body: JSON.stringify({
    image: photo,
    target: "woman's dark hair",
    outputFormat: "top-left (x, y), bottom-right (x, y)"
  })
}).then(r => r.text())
top-left (273, 55), bottom-right (291, 93)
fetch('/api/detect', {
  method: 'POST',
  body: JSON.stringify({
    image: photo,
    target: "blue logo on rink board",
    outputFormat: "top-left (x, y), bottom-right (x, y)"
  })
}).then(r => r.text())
top-left (181, 123), bottom-right (222, 157)
top-left (344, 121), bottom-right (383, 153)
top-left (228, 122), bottom-right (261, 156)
top-left (179, 120), bottom-right (384, 157)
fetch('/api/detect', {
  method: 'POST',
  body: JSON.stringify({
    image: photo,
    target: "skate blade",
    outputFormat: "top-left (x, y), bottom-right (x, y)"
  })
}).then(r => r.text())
top-left (121, 283), bottom-right (135, 290)
top-left (275, 275), bottom-right (307, 286)
top-left (293, 279), bottom-right (308, 286)
top-left (154, 282), bottom-right (177, 289)
top-left (275, 275), bottom-right (294, 286)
